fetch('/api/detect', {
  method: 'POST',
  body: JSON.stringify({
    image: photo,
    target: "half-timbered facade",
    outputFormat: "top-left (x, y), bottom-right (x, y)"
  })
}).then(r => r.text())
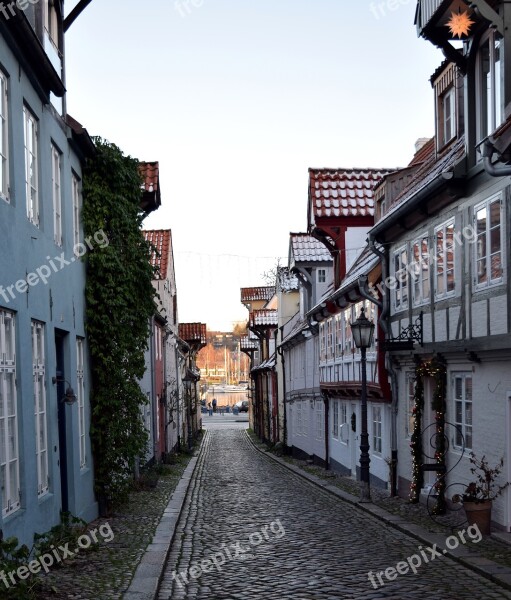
top-left (369, 0), bottom-right (511, 529)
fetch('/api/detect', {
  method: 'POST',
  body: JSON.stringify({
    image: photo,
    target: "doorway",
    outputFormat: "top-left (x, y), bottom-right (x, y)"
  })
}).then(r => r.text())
top-left (55, 331), bottom-right (70, 513)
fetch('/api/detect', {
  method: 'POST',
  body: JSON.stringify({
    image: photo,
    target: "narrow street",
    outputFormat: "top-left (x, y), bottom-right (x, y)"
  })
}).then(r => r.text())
top-left (157, 425), bottom-right (511, 600)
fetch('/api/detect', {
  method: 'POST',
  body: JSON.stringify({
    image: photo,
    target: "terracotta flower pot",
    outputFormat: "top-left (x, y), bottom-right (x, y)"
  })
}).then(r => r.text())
top-left (463, 500), bottom-right (492, 535)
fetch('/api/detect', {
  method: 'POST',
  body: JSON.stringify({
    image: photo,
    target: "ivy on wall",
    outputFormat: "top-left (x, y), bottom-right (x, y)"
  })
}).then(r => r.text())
top-left (409, 356), bottom-right (447, 514)
top-left (82, 138), bottom-right (156, 508)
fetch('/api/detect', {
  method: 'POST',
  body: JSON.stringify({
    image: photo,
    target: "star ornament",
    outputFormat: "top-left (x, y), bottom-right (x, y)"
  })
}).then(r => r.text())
top-left (446, 10), bottom-right (475, 38)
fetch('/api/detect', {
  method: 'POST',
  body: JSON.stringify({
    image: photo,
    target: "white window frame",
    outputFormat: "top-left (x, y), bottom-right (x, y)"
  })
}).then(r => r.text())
top-left (334, 313), bottom-right (343, 358)
top-left (32, 321), bottom-right (48, 497)
top-left (343, 307), bottom-right (352, 355)
top-left (411, 234), bottom-right (430, 306)
top-left (477, 31), bottom-right (503, 141)
top-left (72, 174), bottom-right (82, 248)
top-left (372, 405), bottom-right (382, 455)
top-left (474, 194), bottom-right (504, 290)
top-left (326, 318), bottom-right (333, 360)
top-left (0, 310), bottom-right (19, 516)
top-left (434, 219), bottom-right (456, 299)
top-left (24, 106), bottom-right (39, 226)
top-left (317, 269), bottom-right (326, 283)
top-left (332, 400), bottom-right (339, 438)
top-left (319, 322), bottom-right (326, 361)
top-left (453, 373), bottom-right (472, 451)
top-left (51, 144), bottom-right (62, 246)
top-left (441, 87), bottom-right (456, 146)
top-left (0, 72), bottom-right (9, 201)
top-left (76, 338), bottom-right (86, 469)
top-left (393, 246), bottom-right (408, 312)
top-left (405, 372), bottom-right (415, 438)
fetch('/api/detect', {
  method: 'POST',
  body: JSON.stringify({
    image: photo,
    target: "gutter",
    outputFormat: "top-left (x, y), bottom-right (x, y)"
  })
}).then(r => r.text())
top-left (480, 139), bottom-right (511, 177)
top-left (368, 234), bottom-right (399, 497)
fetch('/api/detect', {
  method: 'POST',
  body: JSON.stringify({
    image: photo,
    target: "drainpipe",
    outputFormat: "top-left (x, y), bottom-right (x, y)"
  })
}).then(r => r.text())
top-left (480, 139), bottom-right (511, 177)
top-left (324, 393), bottom-right (329, 470)
top-left (368, 234), bottom-right (399, 497)
top-left (277, 326), bottom-right (288, 448)
top-left (174, 343), bottom-right (181, 452)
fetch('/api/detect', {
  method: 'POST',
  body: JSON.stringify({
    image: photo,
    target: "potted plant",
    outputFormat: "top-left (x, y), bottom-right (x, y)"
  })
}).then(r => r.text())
top-left (460, 452), bottom-right (508, 535)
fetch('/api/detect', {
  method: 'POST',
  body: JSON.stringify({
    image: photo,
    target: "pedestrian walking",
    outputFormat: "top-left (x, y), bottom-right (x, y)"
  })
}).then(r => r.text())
top-left (212, 398), bottom-right (217, 413)
top-left (208, 402), bottom-right (213, 416)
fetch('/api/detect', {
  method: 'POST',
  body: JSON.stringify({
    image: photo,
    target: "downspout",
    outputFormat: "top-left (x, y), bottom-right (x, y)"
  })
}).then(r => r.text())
top-left (277, 326), bottom-right (287, 448)
top-left (174, 343), bottom-right (181, 452)
top-left (480, 139), bottom-right (511, 177)
top-left (274, 328), bottom-right (280, 442)
top-left (324, 393), bottom-right (329, 470)
top-left (368, 234), bottom-right (399, 497)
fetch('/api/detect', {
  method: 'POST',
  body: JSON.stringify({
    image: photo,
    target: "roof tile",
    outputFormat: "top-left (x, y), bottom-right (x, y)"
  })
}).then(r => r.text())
top-left (290, 233), bottom-right (332, 263)
top-left (309, 168), bottom-right (394, 219)
top-left (143, 229), bottom-right (171, 280)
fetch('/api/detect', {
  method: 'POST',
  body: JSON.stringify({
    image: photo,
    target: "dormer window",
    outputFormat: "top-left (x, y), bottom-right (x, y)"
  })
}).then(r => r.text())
top-left (433, 62), bottom-right (458, 151)
top-left (477, 31), bottom-right (503, 141)
top-left (44, 0), bottom-right (59, 49)
top-left (442, 87), bottom-right (456, 146)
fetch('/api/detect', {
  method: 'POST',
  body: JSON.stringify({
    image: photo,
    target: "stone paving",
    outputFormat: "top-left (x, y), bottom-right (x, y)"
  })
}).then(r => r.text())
top-left (158, 429), bottom-right (511, 600)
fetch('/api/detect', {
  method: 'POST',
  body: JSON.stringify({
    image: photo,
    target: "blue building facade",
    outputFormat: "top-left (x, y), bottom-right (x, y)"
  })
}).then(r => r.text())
top-left (0, 2), bottom-right (97, 546)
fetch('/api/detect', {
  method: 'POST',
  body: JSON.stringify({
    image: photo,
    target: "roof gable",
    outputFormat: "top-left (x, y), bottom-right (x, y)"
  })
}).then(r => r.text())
top-left (143, 229), bottom-right (172, 280)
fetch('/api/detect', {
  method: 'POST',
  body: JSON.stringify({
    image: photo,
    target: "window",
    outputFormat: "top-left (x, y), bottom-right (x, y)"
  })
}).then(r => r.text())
top-left (0, 72), bottom-right (8, 200)
top-left (326, 319), bottom-right (333, 360)
top-left (24, 107), bottom-right (38, 225)
top-left (334, 313), bottom-right (343, 358)
top-left (393, 246), bottom-right (408, 310)
top-left (412, 235), bottom-right (430, 306)
top-left (32, 321), bottom-right (48, 497)
top-left (474, 195), bottom-right (503, 289)
top-left (44, 0), bottom-right (59, 48)
top-left (0, 310), bottom-right (19, 515)
top-left (344, 307), bottom-right (352, 355)
top-left (318, 269), bottom-right (326, 283)
top-left (453, 373), bottom-right (472, 450)
top-left (372, 406), bottom-right (382, 455)
top-left (51, 144), bottom-right (62, 245)
top-left (434, 220), bottom-right (455, 298)
top-left (478, 32), bottom-right (503, 140)
top-left (332, 400), bottom-right (339, 438)
top-left (319, 322), bottom-right (326, 361)
top-left (315, 402), bottom-right (324, 441)
top-left (405, 373), bottom-right (415, 438)
top-left (72, 174), bottom-right (81, 248)
top-left (77, 338), bottom-right (86, 468)
top-left (340, 402), bottom-right (347, 426)
top-left (441, 87), bottom-right (456, 146)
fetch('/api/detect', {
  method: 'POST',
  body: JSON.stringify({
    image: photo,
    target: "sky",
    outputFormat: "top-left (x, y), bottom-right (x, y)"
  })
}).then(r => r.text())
top-left (64, 0), bottom-right (442, 331)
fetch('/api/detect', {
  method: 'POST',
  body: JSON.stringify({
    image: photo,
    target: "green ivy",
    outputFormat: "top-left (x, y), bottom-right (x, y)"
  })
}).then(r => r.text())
top-left (82, 138), bottom-right (156, 508)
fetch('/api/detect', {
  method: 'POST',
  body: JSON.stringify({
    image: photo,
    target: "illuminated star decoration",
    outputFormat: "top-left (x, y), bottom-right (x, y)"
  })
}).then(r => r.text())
top-left (446, 10), bottom-right (475, 38)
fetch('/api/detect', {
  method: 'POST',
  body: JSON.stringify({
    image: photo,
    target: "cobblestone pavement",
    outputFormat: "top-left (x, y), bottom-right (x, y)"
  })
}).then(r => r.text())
top-left (158, 429), bottom-right (511, 600)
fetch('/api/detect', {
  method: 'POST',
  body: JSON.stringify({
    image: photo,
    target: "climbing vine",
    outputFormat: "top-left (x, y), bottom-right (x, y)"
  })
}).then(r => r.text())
top-left (82, 138), bottom-right (156, 508)
top-left (409, 356), bottom-right (447, 514)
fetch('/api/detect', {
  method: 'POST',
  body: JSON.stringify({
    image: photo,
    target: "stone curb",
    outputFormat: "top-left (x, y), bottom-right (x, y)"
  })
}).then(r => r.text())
top-left (245, 431), bottom-right (511, 592)
top-left (122, 431), bottom-right (209, 599)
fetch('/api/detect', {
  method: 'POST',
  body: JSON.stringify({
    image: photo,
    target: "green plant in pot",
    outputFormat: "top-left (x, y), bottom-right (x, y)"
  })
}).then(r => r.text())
top-left (460, 453), bottom-right (508, 535)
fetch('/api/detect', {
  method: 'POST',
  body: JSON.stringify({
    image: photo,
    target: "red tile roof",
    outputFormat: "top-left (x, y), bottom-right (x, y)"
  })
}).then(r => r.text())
top-left (143, 229), bottom-right (171, 280)
top-left (139, 161), bottom-right (159, 193)
top-left (240, 287), bottom-right (275, 303)
top-left (290, 233), bottom-right (332, 263)
top-left (309, 168), bottom-right (395, 219)
top-left (139, 161), bottom-right (161, 214)
top-left (387, 136), bottom-right (465, 214)
top-left (179, 323), bottom-right (207, 346)
top-left (408, 137), bottom-right (435, 167)
top-left (249, 310), bottom-right (278, 328)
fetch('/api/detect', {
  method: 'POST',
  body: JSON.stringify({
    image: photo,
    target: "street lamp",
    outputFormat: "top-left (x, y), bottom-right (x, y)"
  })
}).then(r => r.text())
top-left (351, 305), bottom-right (375, 502)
